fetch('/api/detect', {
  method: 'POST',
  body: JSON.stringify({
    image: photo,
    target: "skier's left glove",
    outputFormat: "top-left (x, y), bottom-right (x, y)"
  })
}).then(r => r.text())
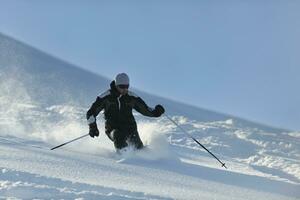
top-left (153, 104), bottom-right (165, 117)
top-left (89, 122), bottom-right (99, 138)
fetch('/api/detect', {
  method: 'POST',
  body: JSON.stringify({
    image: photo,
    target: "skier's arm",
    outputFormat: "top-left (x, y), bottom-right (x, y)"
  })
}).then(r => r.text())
top-left (133, 97), bottom-right (157, 117)
top-left (86, 95), bottom-right (107, 124)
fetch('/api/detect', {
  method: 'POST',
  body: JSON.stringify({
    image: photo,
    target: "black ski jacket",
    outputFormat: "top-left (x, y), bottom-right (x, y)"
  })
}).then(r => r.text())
top-left (86, 81), bottom-right (157, 133)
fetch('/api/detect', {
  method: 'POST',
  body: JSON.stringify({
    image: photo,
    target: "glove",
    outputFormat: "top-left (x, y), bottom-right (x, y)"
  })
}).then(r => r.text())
top-left (153, 104), bottom-right (165, 117)
top-left (89, 122), bottom-right (99, 138)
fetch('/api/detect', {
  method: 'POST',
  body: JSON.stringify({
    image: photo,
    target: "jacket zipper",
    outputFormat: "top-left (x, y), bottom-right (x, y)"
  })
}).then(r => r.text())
top-left (117, 95), bottom-right (122, 110)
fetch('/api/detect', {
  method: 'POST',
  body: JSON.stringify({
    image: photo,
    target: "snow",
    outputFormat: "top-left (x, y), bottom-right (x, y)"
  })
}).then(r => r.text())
top-left (0, 33), bottom-right (300, 199)
top-left (0, 138), bottom-right (298, 200)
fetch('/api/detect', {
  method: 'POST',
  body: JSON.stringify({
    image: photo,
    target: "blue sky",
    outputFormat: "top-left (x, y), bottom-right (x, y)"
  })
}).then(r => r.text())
top-left (0, 0), bottom-right (299, 130)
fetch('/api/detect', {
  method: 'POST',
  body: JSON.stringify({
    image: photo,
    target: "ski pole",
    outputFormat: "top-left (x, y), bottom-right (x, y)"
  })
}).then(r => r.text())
top-left (164, 114), bottom-right (227, 169)
top-left (50, 134), bottom-right (89, 150)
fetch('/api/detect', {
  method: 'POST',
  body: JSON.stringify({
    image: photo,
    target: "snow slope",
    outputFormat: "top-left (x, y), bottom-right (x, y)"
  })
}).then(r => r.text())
top-left (0, 33), bottom-right (299, 199)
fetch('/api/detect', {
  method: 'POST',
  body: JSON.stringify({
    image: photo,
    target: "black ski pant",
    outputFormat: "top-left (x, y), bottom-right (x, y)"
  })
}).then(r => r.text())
top-left (105, 127), bottom-right (143, 150)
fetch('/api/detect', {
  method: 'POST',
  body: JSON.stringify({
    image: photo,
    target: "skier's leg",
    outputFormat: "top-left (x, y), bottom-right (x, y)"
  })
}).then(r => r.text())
top-left (105, 123), bottom-right (114, 142)
top-left (111, 129), bottom-right (128, 150)
top-left (128, 129), bottom-right (144, 150)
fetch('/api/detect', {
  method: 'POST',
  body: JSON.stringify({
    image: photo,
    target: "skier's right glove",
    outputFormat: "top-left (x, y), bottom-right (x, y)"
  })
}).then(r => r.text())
top-left (89, 122), bottom-right (99, 138)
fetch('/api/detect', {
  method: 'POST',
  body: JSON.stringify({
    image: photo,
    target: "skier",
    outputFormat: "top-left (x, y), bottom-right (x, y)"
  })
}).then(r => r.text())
top-left (86, 73), bottom-right (165, 151)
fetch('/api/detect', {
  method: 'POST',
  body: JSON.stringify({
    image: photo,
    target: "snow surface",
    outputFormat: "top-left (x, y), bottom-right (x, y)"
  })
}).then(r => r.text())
top-left (0, 33), bottom-right (299, 199)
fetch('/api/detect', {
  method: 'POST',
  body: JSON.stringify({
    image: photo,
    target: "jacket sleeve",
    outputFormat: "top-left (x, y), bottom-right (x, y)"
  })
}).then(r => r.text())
top-left (133, 97), bottom-right (156, 117)
top-left (86, 96), bottom-right (106, 124)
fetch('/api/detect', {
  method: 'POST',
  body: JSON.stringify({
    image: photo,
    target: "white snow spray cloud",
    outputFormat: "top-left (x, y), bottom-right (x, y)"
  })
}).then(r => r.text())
top-left (0, 68), bottom-right (88, 148)
top-left (137, 119), bottom-right (173, 160)
top-left (0, 67), bottom-right (34, 137)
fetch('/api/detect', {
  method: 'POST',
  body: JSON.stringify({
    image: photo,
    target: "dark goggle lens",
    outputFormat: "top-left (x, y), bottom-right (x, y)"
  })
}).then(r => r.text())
top-left (118, 84), bottom-right (129, 89)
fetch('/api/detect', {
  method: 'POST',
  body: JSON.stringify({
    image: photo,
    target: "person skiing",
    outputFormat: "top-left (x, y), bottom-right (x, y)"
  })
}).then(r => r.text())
top-left (86, 73), bottom-right (165, 151)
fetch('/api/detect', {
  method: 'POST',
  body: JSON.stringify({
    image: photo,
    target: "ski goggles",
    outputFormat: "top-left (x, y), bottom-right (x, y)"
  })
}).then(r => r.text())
top-left (117, 84), bottom-right (129, 89)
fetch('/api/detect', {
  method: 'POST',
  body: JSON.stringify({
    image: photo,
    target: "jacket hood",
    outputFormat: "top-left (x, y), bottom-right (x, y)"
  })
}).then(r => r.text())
top-left (110, 81), bottom-right (121, 96)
